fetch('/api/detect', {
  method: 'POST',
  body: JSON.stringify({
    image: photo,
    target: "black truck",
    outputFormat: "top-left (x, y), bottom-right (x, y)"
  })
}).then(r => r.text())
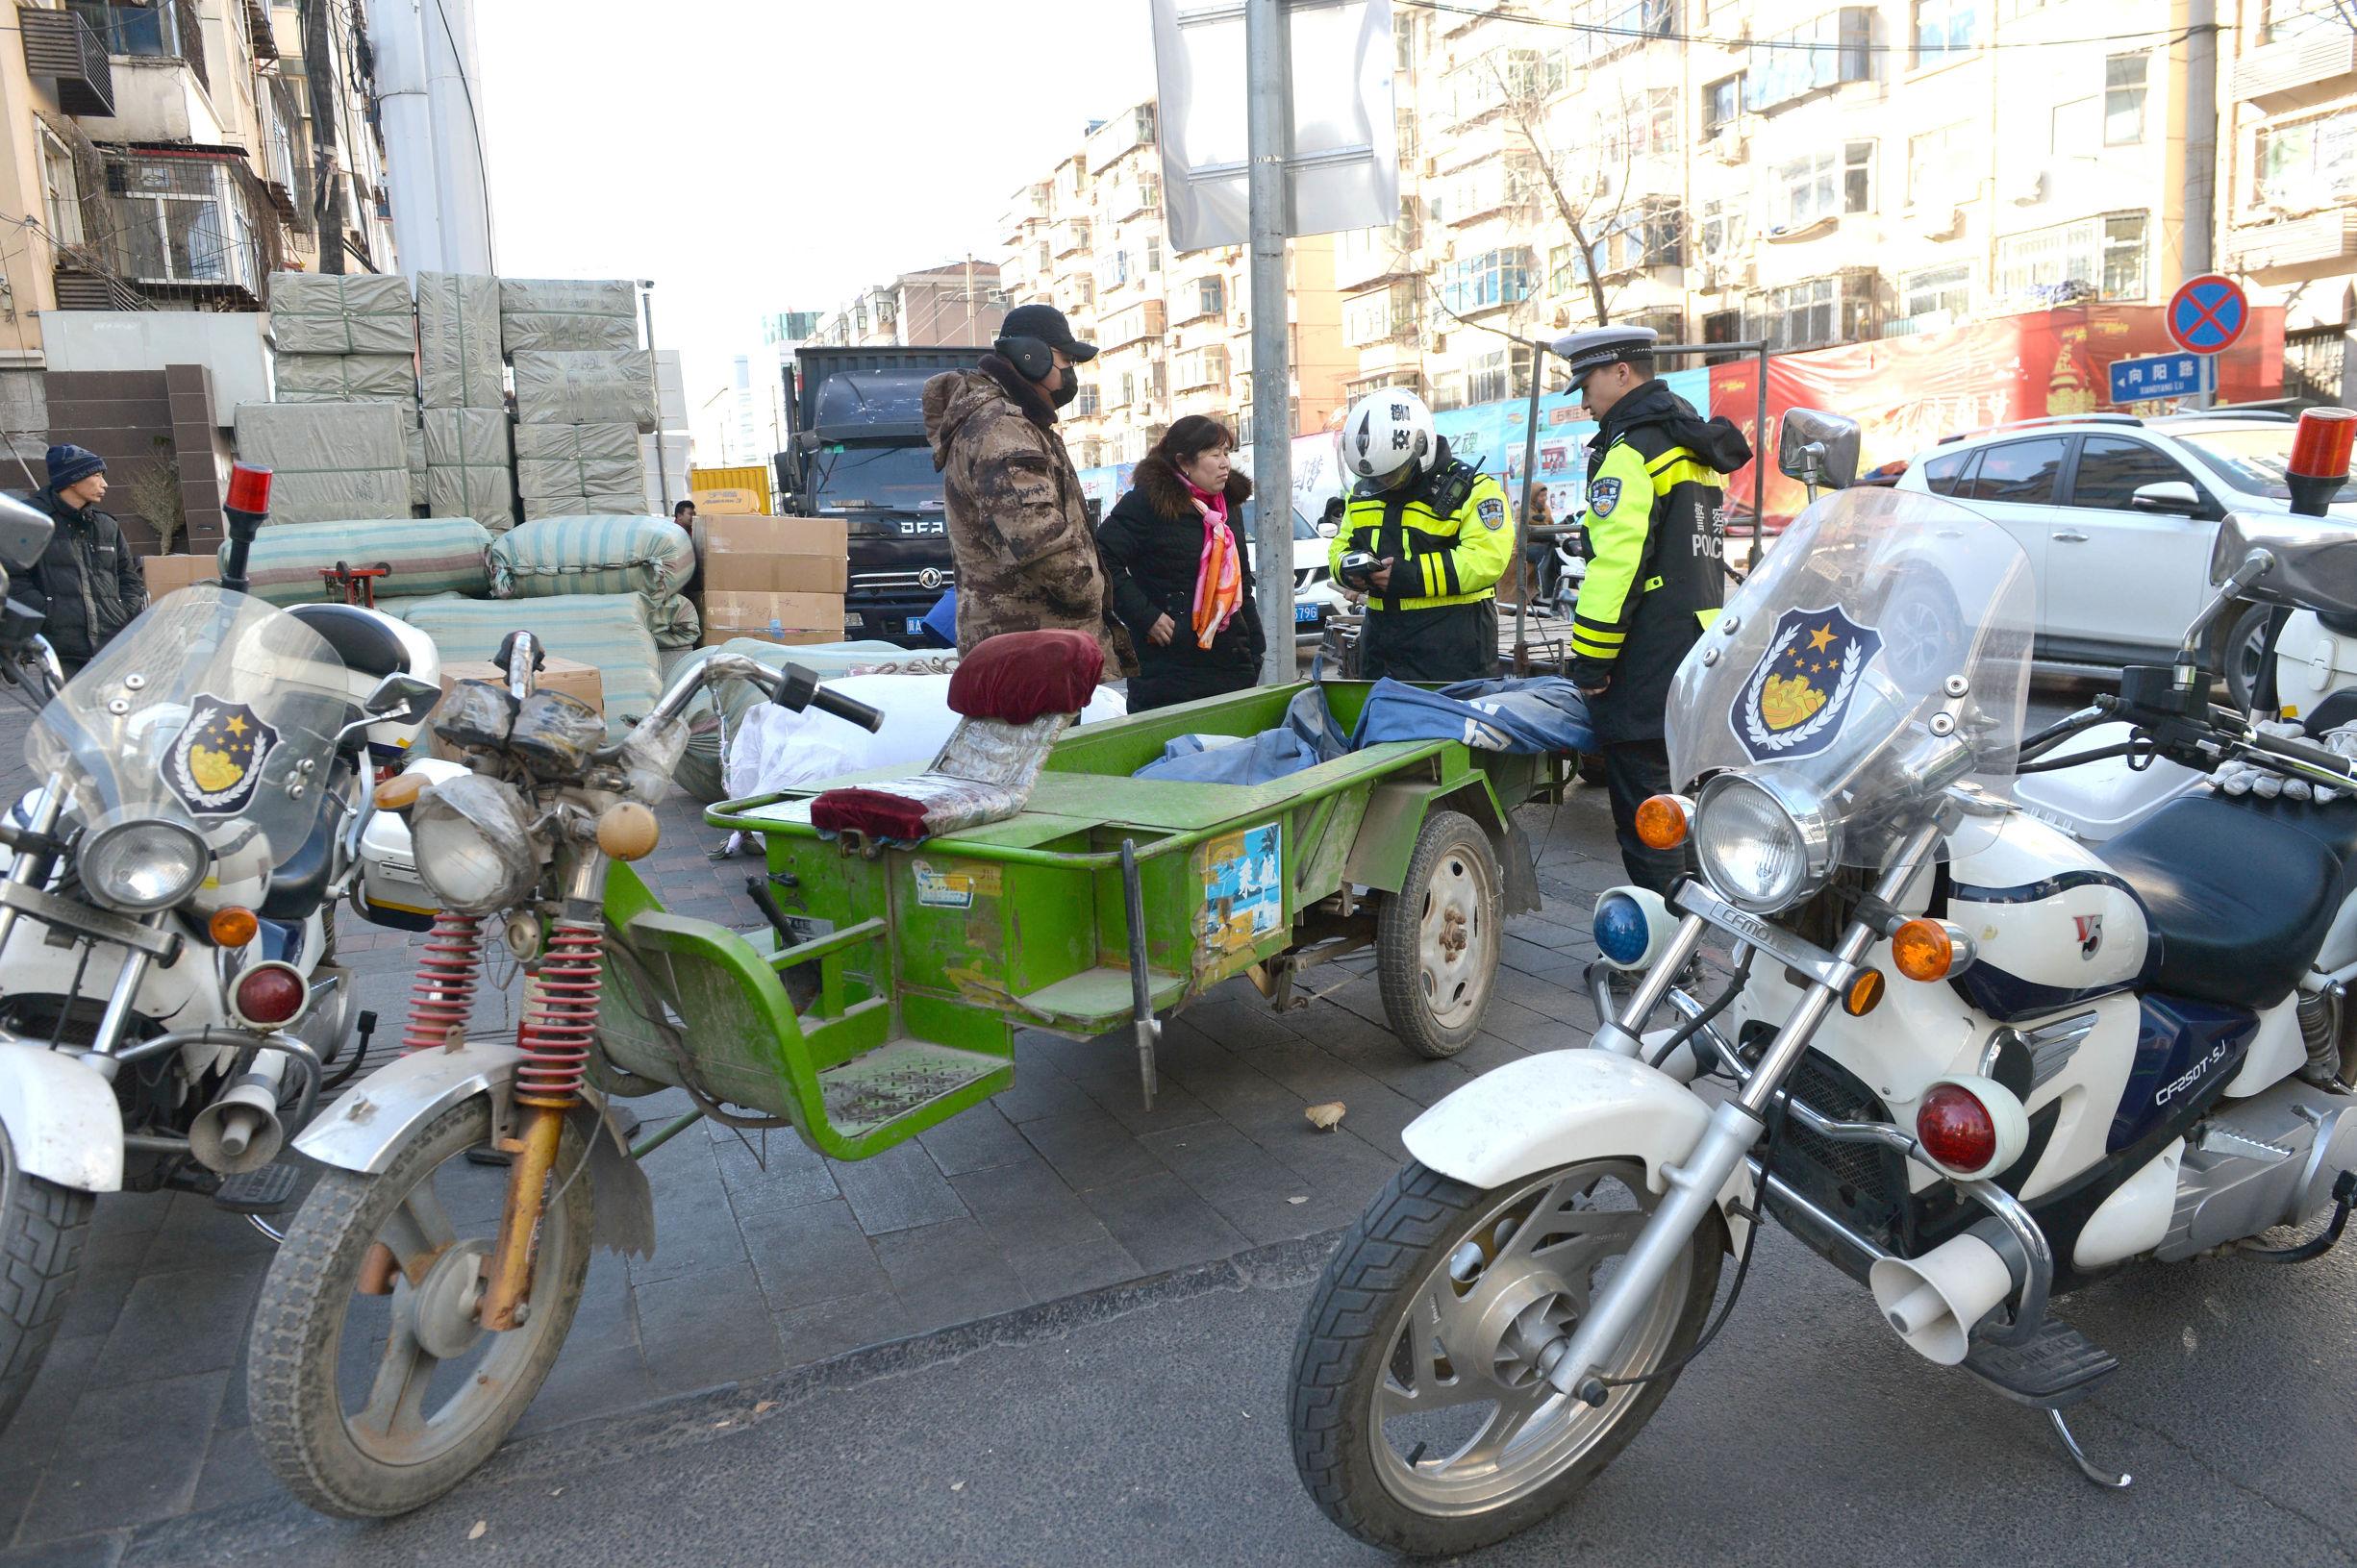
top-left (773, 345), bottom-right (974, 648)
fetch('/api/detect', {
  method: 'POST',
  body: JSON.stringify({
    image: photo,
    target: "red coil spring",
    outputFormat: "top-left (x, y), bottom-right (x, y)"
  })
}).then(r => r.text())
top-left (401, 912), bottom-right (484, 1054)
top-left (515, 919), bottom-right (603, 1102)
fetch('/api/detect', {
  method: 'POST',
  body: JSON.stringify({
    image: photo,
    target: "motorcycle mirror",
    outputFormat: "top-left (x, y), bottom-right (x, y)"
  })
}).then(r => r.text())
top-left (0, 493), bottom-right (54, 576)
top-left (2208, 512), bottom-right (2357, 616)
top-left (1777, 410), bottom-right (1862, 490)
top-left (362, 672), bottom-right (440, 727)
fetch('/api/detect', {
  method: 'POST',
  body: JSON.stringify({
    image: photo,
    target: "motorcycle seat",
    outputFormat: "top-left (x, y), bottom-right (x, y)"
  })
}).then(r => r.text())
top-left (2101, 793), bottom-right (2357, 1010)
top-left (287, 603), bottom-right (411, 680)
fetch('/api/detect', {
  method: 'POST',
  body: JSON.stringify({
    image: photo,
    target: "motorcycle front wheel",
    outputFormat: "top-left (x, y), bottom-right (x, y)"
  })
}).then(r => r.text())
top-left (1291, 1157), bottom-right (1722, 1556)
top-left (247, 1096), bottom-right (592, 1517)
top-left (0, 1122), bottom-right (93, 1432)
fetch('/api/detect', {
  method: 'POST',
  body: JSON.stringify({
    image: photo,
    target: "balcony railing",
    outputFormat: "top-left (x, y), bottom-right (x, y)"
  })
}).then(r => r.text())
top-left (63, 0), bottom-right (207, 93)
top-left (2232, 31), bottom-right (2357, 109)
top-left (22, 9), bottom-right (114, 115)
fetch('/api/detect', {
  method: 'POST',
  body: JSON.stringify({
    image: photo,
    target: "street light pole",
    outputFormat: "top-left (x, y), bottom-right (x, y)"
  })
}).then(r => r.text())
top-left (640, 280), bottom-right (670, 510)
top-left (1245, 0), bottom-right (1293, 686)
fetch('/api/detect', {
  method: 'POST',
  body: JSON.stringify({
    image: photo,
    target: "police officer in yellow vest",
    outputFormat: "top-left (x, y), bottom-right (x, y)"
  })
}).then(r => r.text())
top-left (1561, 327), bottom-right (1753, 895)
top-left (1329, 389), bottom-right (1515, 683)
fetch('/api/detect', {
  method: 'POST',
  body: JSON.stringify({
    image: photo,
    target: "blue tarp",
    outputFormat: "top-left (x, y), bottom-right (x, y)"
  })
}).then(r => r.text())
top-left (1348, 677), bottom-right (1594, 754)
top-left (1133, 686), bottom-right (1348, 785)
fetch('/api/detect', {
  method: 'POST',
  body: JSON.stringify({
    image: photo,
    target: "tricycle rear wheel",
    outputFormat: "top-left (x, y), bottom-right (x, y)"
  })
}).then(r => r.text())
top-left (1377, 809), bottom-right (1502, 1058)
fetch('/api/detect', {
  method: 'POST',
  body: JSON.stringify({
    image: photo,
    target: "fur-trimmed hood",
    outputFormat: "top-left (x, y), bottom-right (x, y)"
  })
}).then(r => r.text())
top-left (1132, 453), bottom-right (1252, 521)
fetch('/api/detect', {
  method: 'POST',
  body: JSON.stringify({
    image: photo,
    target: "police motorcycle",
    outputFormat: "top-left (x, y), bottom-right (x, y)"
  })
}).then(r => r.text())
top-left (0, 465), bottom-right (439, 1432)
top-left (1289, 414), bottom-right (2357, 1556)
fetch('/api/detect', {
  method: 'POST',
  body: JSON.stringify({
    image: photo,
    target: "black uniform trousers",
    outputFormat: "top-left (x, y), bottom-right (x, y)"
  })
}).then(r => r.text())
top-left (1357, 600), bottom-right (1496, 684)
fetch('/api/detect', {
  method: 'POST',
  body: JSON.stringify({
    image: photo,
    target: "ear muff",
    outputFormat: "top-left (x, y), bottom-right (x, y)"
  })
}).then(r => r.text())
top-left (995, 336), bottom-right (1056, 382)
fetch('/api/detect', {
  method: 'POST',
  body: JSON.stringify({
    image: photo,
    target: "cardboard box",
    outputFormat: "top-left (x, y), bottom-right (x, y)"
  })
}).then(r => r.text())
top-left (433, 656), bottom-right (604, 759)
top-left (141, 554), bottom-right (214, 599)
top-left (698, 590), bottom-right (844, 647)
top-left (693, 514), bottom-right (849, 595)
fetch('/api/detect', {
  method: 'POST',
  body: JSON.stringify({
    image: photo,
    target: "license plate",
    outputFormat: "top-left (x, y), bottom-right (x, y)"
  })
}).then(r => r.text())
top-left (1294, 603), bottom-right (1319, 624)
top-left (905, 617), bottom-right (926, 635)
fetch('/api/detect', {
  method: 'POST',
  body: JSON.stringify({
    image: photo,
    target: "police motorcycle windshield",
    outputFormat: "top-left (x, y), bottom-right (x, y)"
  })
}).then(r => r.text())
top-left (24, 586), bottom-right (351, 864)
top-left (1666, 489), bottom-right (2037, 878)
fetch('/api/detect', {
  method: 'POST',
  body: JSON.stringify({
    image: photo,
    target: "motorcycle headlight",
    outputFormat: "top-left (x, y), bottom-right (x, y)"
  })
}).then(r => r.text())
top-left (79, 815), bottom-right (209, 912)
top-left (408, 775), bottom-right (539, 916)
top-left (1693, 773), bottom-right (1838, 914)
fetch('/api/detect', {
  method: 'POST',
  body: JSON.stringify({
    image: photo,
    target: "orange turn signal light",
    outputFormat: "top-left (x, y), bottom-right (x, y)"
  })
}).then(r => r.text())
top-left (1892, 919), bottom-right (1956, 982)
top-left (1634, 795), bottom-right (1691, 851)
top-left (373, 772), bottom-right (427, 810)
top-left (1843, 967), bottom-right (1887, 1016)
top-left (209, 907), bottom-right (259, 948)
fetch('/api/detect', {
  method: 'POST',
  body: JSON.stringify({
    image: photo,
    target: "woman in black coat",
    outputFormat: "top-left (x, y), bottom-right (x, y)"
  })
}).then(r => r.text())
top-left (1097, 416), bottom-right (1267, 712)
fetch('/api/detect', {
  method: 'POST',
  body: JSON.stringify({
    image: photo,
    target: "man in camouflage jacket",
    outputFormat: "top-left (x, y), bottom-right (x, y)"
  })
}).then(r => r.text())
top-left (922, 305), bottom-right (1132, 674)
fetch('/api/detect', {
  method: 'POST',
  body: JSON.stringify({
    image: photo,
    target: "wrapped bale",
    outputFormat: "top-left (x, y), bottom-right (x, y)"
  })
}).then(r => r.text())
top-left (371, 592), bottom-right (464, 621)
top-left (497, 278), bottom-right (638, 354)
top-left (267, 271), bottom-right (415, 356)
top-left (512, 350), bottom-right (657, 432)
top-left (404, 415), bottom-right (428, 509)
top-left (400, 594), bottom-right (664, 722)
top-left (521, 491), bottom-right (648, 521)
top-left (422, 408), bottom-right (514, 533)
top-left (647, 592), bottom-right (700, 651)
top-left (667, 639), bottom-right (927, 802)
top-left (233, 403), bottom-right (413, 524)
top-left (489, 514), bottom-right (691, 599)
top-left (219, 516), bottom-right (492, 607)
top-left (273, 352), bottom-right (415, 404)
top-left (415, 271), bottom-right (503, 409)
top-left (513, 420), bottom-right (640, 497)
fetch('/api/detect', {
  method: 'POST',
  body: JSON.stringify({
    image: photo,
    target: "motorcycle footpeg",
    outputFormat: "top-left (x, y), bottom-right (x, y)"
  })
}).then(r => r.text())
top-left (213, 1161), bottom-right (304, 1215)
top-left (1960, 1315), bottom-right (2119, 1409)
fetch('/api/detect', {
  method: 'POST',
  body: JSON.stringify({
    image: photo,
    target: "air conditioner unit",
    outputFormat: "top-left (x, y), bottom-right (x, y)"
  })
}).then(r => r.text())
top-left (1699, 263), bottom-right (1725, 292)
top-left (1711, 134), bottom-right (1749, 164)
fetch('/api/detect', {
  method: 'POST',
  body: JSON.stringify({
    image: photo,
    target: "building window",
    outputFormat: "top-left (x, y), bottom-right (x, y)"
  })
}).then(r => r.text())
top-left (104, 155), bottom-right (255, 289)
top-left (1704, 74), bottom-right (1743, 136)
top-left (1994, 211), bottom-right (2148, 302)
top-left (2256, 110), bottom-right (2357, 210)
top-left (2260, 0), bottom-right (2344, 44)
top-left (1548, 242), bottom-right (1581, 296)
top-left (1749, 277), bottom-right (1839, 351)
top-left (1466, 345), bottom-right (1535, 406)
top-left (1745, 9), bottom-right (1872, 112)
top-left (1911, 0), bottom-right (1978, 65)
top-left (1439, 248), bottom-right (1536, 315)
top-left (1074, 384), bottom-right (1100, 418)
top-left (1898, 263), bottom-right (1970, 319)
top-left (1145, 236), bottom-right (1163, 274)
top-left (1699, 195), bottom-right (1748, 258)
top-left (1192, 276), bottom-right (1225, 321)
top-left (1844, 142), bottom-right (1875, 212)
top-left (1771, 145), bottom-right (1870, 229)
top-left (1431, 156), bottom-right (1540, 227)
top-left (1343, 282), bottom-right (1417, 345)
top-left (1908, 123), bottom-right (1971, 207)
top-left (2104, 55), bottom-right (2146, 145)
top-left (38, 130), bottom-right (83, 249)
top-left (1094, 249), bottom-right (1130, 289)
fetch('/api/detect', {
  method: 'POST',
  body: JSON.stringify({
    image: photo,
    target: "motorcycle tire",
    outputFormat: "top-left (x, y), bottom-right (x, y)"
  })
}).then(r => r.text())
top-left (0, 1122), bottom-right (94, 1433)
top-left (1291, 1157), bottom-right (1722, 1556)
top-left (247, 1096), bottom-right (592, 1518)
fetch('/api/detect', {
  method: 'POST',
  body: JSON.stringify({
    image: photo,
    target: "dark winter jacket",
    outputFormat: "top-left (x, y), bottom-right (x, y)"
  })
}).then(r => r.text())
top-left (24, 485), bottom-right (143, 666)
top-left (1097, 458), bottom-right (1266, 697)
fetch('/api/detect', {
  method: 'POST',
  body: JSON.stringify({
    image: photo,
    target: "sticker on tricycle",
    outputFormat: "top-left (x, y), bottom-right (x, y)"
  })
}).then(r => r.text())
top-left (913, 859), bottom-right (999, 910)
top-left (1200, 823), bottom-right (1283, 960)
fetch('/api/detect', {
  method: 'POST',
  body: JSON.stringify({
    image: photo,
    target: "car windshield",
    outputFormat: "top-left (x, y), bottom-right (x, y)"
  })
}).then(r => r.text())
top-left (24, 587), bottom-right (352, 863)
top-left (1667, 488), bottom-right (2036, 866)
top-left (2176, 425), bottom-right (2357, 505)
top-left (810, 442), bottom-right (943, 511)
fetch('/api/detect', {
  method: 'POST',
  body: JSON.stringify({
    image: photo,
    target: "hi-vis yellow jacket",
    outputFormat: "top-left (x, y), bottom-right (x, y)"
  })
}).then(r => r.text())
top-left (1328, 451), bottom-right (1516, 611)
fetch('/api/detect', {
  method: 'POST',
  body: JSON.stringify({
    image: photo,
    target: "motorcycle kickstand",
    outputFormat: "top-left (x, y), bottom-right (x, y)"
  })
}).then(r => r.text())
top-left (2046, 1407), bottom-right (2131, 1489)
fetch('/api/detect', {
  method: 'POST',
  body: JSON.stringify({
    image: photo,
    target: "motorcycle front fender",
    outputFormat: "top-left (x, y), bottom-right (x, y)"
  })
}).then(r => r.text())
top-left (0, 1039), bottom-right (123, 1191)
top-left (1402, 1051), bottom-right (1751, 1238)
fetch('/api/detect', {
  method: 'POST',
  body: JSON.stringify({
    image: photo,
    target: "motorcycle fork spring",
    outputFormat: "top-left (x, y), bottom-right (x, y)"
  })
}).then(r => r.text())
top-left (401, 912), bottom-right (485, 1054)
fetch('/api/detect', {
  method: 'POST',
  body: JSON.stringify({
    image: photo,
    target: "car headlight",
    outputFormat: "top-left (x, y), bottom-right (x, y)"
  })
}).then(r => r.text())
top-left (79, 816), bottom-right (209, 913)
top-left (1693, 772), bottom-right (1838, 914)
top-left (408, 775), bottom-right (539, 916)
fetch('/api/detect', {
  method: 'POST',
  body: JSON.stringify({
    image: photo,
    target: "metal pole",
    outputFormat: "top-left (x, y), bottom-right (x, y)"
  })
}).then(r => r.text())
top-left (2185, 0), bottom-right (2219, 410)
top-left (640, 282), bottom-right (671, 510)
top-left (1245, 0), bottom-right (1293, 687)
top-left (1514, 344), bottom-right (1544, 669)
top-left (1752, 342), bottom-right (1768, 565)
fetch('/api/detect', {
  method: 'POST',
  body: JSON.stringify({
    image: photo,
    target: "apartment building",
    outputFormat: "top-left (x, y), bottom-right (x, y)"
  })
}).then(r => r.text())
top-left (2218, 0), bottom-right (2356, 401)
top-left (997, 101), bottom-right (1351, 475)
top-left (806, 259), bottom-right (1009, 350)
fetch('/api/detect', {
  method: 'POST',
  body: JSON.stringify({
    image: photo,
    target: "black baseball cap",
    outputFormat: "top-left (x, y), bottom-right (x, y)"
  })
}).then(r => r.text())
top-left (999, 303), bottom-right (1097, 362)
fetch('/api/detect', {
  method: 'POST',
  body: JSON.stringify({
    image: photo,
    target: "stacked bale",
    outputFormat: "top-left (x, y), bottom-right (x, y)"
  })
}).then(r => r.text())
top-left (416, 272), bottom-right (514, 532)
top-left (232, 404), bottom-right (414, 526)
top-left (267, 272), bottom-right (417, 408)
top-left (489, 513), bottom-right (699, 650)
top-left (502, 279), bottom-right (651, 520)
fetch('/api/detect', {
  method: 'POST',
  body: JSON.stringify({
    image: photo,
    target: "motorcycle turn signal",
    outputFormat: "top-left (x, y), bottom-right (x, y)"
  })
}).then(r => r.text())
top-left (1634, 794), bottom-right (1693, 851)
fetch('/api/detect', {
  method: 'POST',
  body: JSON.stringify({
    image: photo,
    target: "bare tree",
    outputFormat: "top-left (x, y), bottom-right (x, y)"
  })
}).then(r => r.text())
top-left (1491, 54), bottom-right (1642, 332)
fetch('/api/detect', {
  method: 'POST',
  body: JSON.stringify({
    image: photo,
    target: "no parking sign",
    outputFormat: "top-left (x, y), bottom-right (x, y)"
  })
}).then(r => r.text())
top-left (2168, 274), bottom-right (2249, 356)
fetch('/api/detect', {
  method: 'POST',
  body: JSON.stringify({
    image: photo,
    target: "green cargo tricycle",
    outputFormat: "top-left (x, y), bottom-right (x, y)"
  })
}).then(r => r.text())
top-left (246, 637), bottom-right (1558, 1517)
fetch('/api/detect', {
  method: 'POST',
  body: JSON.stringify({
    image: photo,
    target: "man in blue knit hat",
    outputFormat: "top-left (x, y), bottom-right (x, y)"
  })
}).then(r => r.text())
top-left (28, 443), bottom-right (143, 670)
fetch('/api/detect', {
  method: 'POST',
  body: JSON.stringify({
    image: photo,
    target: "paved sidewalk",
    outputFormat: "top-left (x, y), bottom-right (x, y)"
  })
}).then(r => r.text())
top-left (0, 700), bottom-right (1631, 1560)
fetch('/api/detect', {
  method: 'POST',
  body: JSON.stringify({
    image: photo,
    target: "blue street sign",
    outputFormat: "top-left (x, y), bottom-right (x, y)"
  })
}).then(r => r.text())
top-left (2109, 353), bottom-right (2211, 404)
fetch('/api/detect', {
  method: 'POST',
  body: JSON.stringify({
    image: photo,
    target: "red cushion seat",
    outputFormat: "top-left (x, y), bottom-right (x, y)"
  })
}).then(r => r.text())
top-left (946, 630), bottom-right (1103, 725)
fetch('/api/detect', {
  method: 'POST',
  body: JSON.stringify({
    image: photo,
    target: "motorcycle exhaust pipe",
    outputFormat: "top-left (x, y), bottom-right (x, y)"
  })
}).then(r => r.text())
top-left (1867, 1219), bottom-right (2026, 1365)
top-left (188, 1074), bottom-right (285, 1175)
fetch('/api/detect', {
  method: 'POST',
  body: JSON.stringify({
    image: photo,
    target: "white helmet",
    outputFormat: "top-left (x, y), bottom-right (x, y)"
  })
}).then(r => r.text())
top-left (1338, 389), bottom-right (1436, 488)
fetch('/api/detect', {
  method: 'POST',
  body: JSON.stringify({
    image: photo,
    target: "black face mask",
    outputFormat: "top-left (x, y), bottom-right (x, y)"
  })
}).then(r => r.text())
top-left (1047, 364), bottom-right (1080, 408)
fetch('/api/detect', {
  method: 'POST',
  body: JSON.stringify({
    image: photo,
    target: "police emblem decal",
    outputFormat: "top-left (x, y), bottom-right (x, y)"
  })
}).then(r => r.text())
top-left (1728, 606), bottom-right (1883, 762)
top-left (1477, 496), bottom-right (1506, 530)
top-left (1590, 477), bottom-right (1620, 517)
top-left (164, 694), bottom-right (277, 817)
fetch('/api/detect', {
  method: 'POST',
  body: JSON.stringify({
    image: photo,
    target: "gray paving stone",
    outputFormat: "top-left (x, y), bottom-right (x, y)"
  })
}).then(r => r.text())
top-left (1079, 1171), bottom-right (1251, 1275)
top-left (1019, 1235), bottom-right (1147, 1302)
top-left (630, 1179), bottom-right (752, 1285)
top-left (715, 1131), bottom-right (840, 1216)
top-left (774, 1289), bottom-right (914, 1371)
top-left (1018, 1107), bottom-right (1166, 1193)
top-left (948, 1157), bottom-right (1121, 1265)
top-left (869, 1218), bottom-right (1031, 1332)
top-left (991, 1056), bottom-right (1095, 1124)
top-left (514, 1342), bottom-right (655, 1437)
top-left (740, 1198), bottom-right (891, 1314)
top-left (830, 1139), bottom-right (968, 1235)
top-left (632, 1261), bottom-right (781, 1392)
top-left (1143, 1122), bottom-right (1351, 1244)
top-left (87, 1266), bottom-right (262, 1391)
top-left (186, 1425), bottom-right (277, 1516)
top-left (0, 1534), bottom-right (125, 1568)
top-left (0, 1333), bottom-right (100, 1475)
top-left (13, 1370), bottom-right (226, 1543)
top-left (916, 1102), bottom-right (1033, 1177)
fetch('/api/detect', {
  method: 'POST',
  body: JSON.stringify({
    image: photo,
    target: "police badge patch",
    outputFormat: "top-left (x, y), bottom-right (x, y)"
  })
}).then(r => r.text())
top-left (1729, 606), bottom-right (1882, 763)
top-left (164, 694), bottom-right (277, 817)
top-left (1477, 496), bottom-right (1506, 530)
top-left (1589, 477), bottom-right (1621, 517)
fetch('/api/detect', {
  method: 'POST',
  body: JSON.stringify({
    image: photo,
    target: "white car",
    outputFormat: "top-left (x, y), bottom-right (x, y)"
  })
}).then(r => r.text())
top-left (1239, 499), bottom-right (1348, 642)
top-left (1893, 411), bottom-right (2357, 694)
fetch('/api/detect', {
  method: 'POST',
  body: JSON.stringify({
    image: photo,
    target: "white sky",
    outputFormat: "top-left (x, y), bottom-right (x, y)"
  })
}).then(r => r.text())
top-left (475, 0), bottom-right (1158, 423)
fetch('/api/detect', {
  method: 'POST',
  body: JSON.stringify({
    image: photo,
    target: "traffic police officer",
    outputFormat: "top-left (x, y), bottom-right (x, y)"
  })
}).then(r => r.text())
top-left (1329, 388), bottom-right (1515, 683)
top-left (1561, 326), bottom-right (1754, 895)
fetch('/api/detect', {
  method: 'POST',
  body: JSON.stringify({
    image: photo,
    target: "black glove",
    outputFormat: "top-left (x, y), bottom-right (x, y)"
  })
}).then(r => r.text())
top-left (1570, 657), bottom-right (1613, 697)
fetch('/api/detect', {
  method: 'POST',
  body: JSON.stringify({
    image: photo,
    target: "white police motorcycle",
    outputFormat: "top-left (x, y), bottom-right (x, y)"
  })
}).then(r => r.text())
top-left (0, 474), bottom-right (438, 1431)
top-left (1289, 422), bottom-right (2357, 1556)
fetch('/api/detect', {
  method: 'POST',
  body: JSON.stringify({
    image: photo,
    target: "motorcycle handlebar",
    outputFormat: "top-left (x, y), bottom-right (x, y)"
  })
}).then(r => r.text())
top-left (805, 683), bottom-right (885, 733)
